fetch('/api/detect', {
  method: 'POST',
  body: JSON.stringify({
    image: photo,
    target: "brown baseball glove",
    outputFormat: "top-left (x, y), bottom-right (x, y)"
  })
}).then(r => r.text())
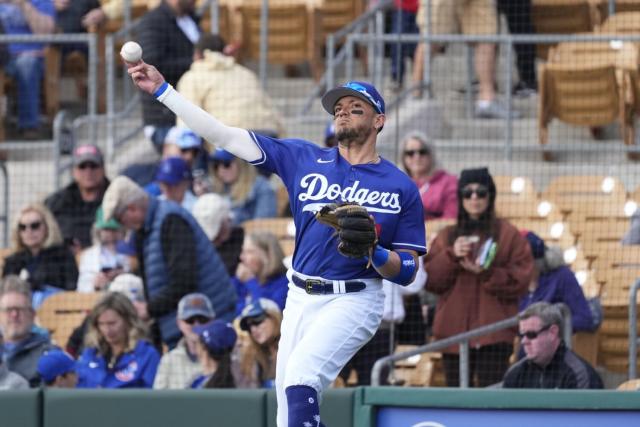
top-left (315, 202), bottom-right (378, 259)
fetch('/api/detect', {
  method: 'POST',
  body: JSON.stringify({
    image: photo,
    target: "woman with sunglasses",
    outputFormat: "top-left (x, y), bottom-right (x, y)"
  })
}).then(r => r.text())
top-left (2, 203), bottom-right (78, 295)
top-left (235, 298), bottom-right (282, 389)
top-left (76, 292), bottom-right (160, 388)
top-left (233, 232), bottom-right (288, 315)
top-left (401, 132), bottom-right (457, 220)
top-left (210, 148), bottom-right (277, 225)
top-left (425, 167), bottom-right (533, 387)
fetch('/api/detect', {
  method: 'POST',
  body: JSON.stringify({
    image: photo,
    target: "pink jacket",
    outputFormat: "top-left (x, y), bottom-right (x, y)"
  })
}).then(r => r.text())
top-left (414, 170), bottom-right (458, 220)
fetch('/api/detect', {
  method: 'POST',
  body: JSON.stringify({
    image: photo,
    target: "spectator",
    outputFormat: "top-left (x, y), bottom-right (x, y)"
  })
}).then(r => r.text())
top-left (503, 302), bottom-right (603, 389)
top-left (176, 33), bottom-right (285, 137)
top-left (189, 319), bottom-right (237, 389)
top-left (153, 293), bottom-right (215, 389)
top-left (235, 298), bottom-right (281, 389)
top-left (413, 0), bottom-right (518, 119)
top-left (622, 210), bottom-right (640, 245)
top-left (66, 273), bottom-right (145, 359)
top-left (138, 0), bottom-right (200, 153)
top-left (233, 232), bottom-right (288, 315)
top-left (192, 193), bottom-right (244, 276)
top-left (152, 156), bottom-right (197, 212)
top-left (45, 144), bottom-right (110, 252)
top-left (76, 292), bottom-right (160, 388)
top-left (37, 349), bottom-right (78, 388)
top-left (496, 0), bottom-right (536, 97)
top-left (210, 148), bottom-right (277, 225)
top-left (54, 0), bottom-right (99, 53)
top-left (0, 330), bottom-right (29, 390)
top-left (3, 203), bottom-right (78, 294)
top-left (519, 231), bottom-right (594, 333)
top-left (0, 276), bottom-right (55, 386)
top-left (389, 0), bottom-right (420, 91)
top-left (77, 207), bottom-right (131, 293)
top-left (0, 0), bottom-right (55, 139)
top-left (401, 132), bottom-right (458, 220)
top-left (425, 167), bottom-right (533, 387)
top-left (101, 176), bottom-right (236, 348)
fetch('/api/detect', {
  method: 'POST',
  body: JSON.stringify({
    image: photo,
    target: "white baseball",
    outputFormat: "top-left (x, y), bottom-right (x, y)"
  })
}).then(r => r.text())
top-left (120, 41), bottom-right (143, 63)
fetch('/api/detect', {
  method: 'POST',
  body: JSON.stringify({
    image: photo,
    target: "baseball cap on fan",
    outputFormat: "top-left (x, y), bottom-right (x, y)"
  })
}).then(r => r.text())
top-left (321, 81), bottom-right (385, 115)
top-left (73, 144), bottom-right (104, 167)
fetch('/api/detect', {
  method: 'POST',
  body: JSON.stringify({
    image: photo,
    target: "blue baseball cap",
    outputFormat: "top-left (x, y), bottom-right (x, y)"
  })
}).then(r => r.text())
top-left (165, 127), bottom-right (202, 150)
top-left (209, 148), bottom-right (235, 163)
top-left (239, 298), bottom-right (281, 331)
top-left (37, 350), bottom-right (76, 383)
top-left (155, 156), bottom-right (191, 185)
top-left (193, 320), bottom-right (237, 354)
top-left (321, 81), bottom-right (385, 115)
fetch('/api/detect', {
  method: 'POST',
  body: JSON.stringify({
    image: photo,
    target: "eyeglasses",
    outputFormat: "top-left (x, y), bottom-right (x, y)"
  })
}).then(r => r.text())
top-left (461, 186), bottom-right (489, 199)
top-left (76, 162), bottom-right (100, 170)
top-left (245, 314), bottom-right (267, 328)
top-left (18, 221), bottom-right (42, 232)
top-left (518, 324), bottom-right (551, 340)
top-left (185, 315), bottom-right (211, 325)
top-left (403, 149), bottom-right (429, 157)
top-left (0, 306), bottom-right (32, 315)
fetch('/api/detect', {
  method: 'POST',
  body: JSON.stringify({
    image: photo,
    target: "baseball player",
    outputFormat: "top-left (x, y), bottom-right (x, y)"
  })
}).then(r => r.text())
top-left (127, 60), bottom-right (426, 427)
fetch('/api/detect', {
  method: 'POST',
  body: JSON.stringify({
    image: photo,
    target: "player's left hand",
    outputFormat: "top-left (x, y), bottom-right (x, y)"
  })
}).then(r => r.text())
top-left (315, 202), bottom-right (378, 259)
top-left (127, 61), bottom-right (165, 95)
top-left (459, 258), bottom-right (484, 274)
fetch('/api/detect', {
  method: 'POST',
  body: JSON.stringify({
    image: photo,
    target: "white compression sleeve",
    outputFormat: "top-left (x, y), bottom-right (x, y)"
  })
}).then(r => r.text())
top-left (157, 84), bottom-right (262, 162)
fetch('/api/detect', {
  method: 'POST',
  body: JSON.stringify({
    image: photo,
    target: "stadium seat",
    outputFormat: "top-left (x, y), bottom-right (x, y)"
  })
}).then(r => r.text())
top-left (531, 0), bottom-right (597, 59)
top-left (617, 378), bottom-right (640, 390)
top-left (239, 3), bottom-right (323, 80)
top-left (538, 62), bottom-right (636, 150)
top-left (242, 217), bottom-right (296, 240)
top-left (542, 176), bottom-right (628, 217)
top-left (596, 0), bottom-right (640, 21)
top-left (36, 291), bottom-right (101, 347)
top-left (596, 11), bottom-right (640, 35)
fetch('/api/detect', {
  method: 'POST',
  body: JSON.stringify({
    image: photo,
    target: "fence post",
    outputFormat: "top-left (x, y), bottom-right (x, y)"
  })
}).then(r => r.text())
top-left (106, 35), bottom-right (116, 161)
top-left (504, 37), bottom-right (514, 160)
top-left (629, 280), bottom-right (639, 380)
top-left (422, 0), bottom-right (432, 98)
top-left (0, 162), bottom-right (8, 246)
top-left (459, 341), bottom-right (470, 388)
top-left (258, 0), bottom-right (269, 90)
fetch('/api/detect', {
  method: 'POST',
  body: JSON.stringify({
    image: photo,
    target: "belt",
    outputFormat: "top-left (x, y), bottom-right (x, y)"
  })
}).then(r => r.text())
top-left (291, 274), bottom-right (366, 295)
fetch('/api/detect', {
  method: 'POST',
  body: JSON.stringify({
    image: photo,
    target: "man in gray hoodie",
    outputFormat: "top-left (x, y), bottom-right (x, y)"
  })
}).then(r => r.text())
top-left (0, 330), bottom-right (28, 390)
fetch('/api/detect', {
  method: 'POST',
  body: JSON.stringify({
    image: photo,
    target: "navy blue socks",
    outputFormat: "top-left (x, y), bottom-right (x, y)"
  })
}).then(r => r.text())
top-left (285, 385), bottom-right (324, 427)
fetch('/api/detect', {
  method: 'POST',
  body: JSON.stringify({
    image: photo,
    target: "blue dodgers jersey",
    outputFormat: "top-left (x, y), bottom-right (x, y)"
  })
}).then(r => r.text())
top-left (249, 133), bottom-right (426, 280)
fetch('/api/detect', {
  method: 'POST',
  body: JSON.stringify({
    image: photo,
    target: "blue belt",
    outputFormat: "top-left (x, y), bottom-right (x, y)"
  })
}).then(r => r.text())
top-left (291, 274), bottom-right (366, 295)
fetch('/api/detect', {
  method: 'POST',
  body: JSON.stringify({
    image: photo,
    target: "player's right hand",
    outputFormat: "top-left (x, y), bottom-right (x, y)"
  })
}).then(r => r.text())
top-left (127, 61), bottom-right (165, 96)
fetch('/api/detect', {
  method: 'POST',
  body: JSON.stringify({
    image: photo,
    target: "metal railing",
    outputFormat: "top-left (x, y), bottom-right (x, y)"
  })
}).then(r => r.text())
top-left (629, 279), bottom-right (640, 379)
top-left (0, 161), bottom-right (8, 247)
top-left (371, 303), bottom-right (573, 387)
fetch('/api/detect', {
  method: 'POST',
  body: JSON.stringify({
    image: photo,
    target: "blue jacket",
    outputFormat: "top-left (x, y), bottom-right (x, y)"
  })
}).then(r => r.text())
top-left (76, 341), bottom-right (160, 388)
top-left (519, 265), bottom-right (594, 332)
top-left (233, 274), bottom-right (288, 315)
top-left (142, 197), bottom-right (236, 344)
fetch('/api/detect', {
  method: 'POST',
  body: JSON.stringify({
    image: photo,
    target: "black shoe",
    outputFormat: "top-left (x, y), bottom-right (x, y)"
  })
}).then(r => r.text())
top-left (513, 81), bottom-right (537, 98)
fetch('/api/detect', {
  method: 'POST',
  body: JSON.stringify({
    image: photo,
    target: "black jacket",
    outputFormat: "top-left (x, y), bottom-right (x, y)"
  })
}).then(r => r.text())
top-left (2, 246), bottom-right (79, 291)
top-left (503, 342), bottom-right (603, 389)
top-left (137, 2), bottom-right (198, 127)
top-left (44, 178), bottom-right (109, 248)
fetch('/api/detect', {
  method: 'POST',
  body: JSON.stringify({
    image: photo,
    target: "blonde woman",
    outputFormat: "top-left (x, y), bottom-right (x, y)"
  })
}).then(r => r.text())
top-left (233, 232), bottom-right (288, 315)
top-left (210, 148), bottom-right (276, 224)
top-left (2, 203), bottom-right (78, 292)
top-left (235, 298), bottom-right (282, 389)
top-left (76, 292), bottom-right (160, 388)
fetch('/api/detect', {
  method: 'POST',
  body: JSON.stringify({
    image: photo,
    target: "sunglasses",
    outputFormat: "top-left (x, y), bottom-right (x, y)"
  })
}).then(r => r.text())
top-left (461, 186), bottom-right (489, 199)
top-left (404, 149), bottom-right (429, 157)
top-left (76, 162), bottom-right (101, 170)
top-left (185, 315), bottom-right (211, 325)
top-left (18, 221), bottom-right (42, 232)
top-left (245, 314), bottom-right (267, 328)
top-left (518, 324), bottom-right (551, 340)
top-left (213, 160), bottom-right (233, 168)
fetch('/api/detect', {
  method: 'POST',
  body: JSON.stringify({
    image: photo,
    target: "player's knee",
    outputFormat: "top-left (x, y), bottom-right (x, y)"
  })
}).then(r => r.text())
top-left (285, 385), bottom-right (322, 427)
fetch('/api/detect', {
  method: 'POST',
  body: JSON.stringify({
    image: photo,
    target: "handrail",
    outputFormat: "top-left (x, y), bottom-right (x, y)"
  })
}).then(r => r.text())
top-left (371, 303), bottom-right (573, 386)
top-left (0, 161), bottom-right (7, 247)
top-left (630, 279), bottom-right (640, 380)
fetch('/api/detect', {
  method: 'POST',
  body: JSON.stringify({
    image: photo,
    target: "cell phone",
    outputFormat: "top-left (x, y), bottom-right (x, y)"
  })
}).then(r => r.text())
top-left (101, 267), bottom-right (114, 273)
